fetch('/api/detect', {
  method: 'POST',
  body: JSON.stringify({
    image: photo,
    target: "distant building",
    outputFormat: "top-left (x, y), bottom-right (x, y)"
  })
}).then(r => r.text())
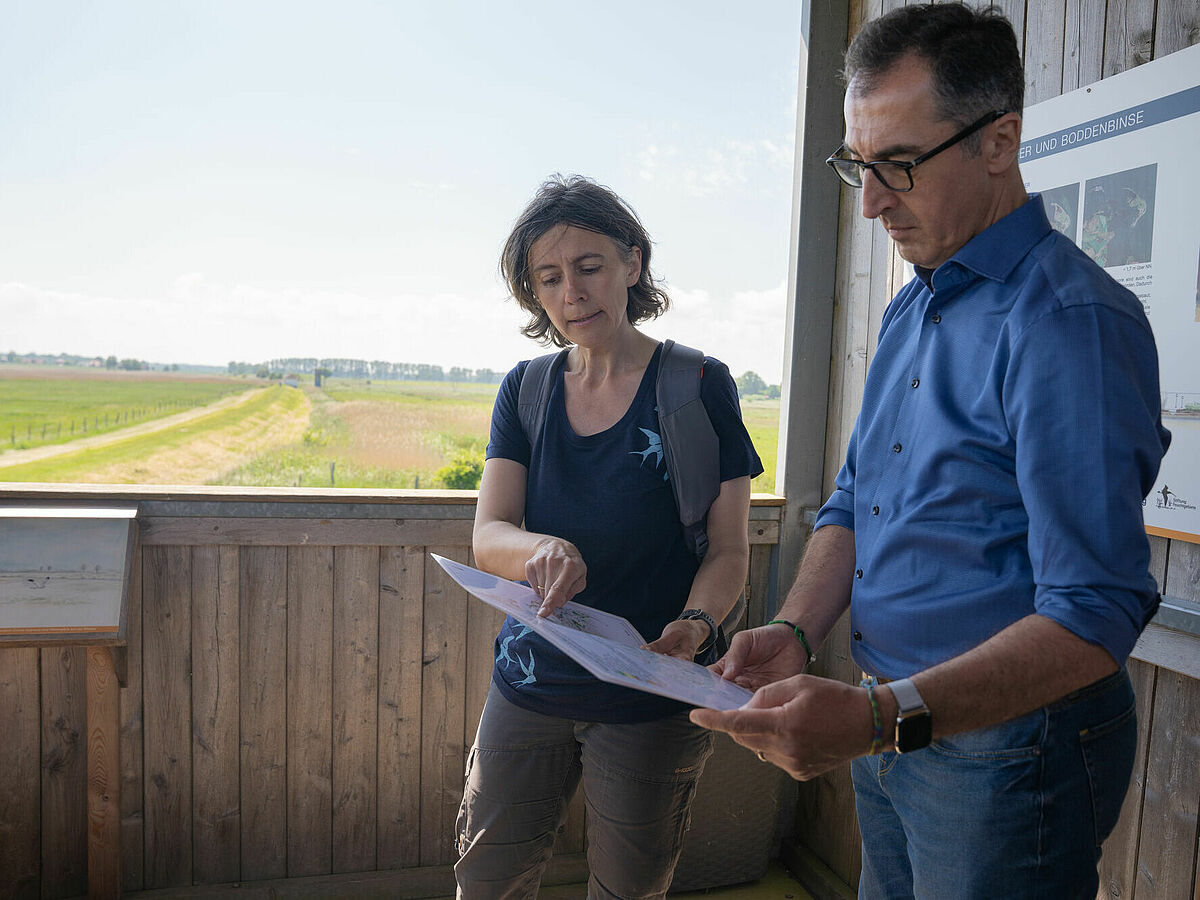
top-left (284, 374), bottom-right (300, 389)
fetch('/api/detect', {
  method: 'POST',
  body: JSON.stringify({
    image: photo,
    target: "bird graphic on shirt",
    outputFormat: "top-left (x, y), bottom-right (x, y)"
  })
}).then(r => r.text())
top-left (630, 428), bottom-right (667, 479)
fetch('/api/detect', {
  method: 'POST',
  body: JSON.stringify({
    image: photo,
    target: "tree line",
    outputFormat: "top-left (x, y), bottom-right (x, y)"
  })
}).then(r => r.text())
top-left (231, 358), bottom-right (505, 384)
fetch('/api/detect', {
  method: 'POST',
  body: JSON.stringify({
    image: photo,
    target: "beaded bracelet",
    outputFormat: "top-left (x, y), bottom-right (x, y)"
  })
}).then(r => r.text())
top-left (766, 618), bottom-right (816, 666)
top-left (863, 680), bottom-right (884, 756)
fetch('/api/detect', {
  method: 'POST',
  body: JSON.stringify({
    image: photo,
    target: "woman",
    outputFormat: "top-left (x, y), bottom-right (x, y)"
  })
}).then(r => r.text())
top-left (457, 175), bottom-right (762, 899)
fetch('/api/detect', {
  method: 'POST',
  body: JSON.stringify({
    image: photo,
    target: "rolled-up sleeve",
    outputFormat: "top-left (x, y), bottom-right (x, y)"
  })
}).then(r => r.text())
top-left (1005, 302), bottom-right (1169, 663)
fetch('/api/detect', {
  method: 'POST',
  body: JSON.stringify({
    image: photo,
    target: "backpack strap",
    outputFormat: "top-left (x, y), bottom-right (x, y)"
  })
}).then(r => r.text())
top-left (656, 339), bottom-right (721, 559)
top-left (656, 339), bottom-right (746, 653)
top-left (516, 349), bottom-right (570, 451)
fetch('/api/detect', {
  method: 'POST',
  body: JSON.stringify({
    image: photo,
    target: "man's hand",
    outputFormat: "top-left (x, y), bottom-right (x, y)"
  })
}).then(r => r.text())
top-left (712, 622), bottom-right (811, 690)
top-left (524, 538), bottom-right (587, 616)
top-left (690, 674), bottom-right (875, 781)
top-left (644, 618), bottom-right (710, 661)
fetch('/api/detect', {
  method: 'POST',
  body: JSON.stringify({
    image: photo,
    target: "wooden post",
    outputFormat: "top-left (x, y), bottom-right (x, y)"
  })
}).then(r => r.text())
top-left (87, 646), bottom-right (122, 898)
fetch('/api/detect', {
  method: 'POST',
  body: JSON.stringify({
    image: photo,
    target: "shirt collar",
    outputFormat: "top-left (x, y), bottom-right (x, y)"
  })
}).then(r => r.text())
top-left (920, 196), bottom-right (1052, 291)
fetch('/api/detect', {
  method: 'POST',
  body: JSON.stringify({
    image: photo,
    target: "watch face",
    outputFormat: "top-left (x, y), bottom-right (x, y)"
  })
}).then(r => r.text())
top-left (896, 712), bottom-right (932, 753)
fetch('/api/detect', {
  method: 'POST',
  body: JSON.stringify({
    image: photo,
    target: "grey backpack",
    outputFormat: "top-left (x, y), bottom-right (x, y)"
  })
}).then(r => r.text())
top-left (515, 339), bottom-right (746, 653)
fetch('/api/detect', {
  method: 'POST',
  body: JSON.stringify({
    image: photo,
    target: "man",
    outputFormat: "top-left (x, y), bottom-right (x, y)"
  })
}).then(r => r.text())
top-left (691, 4), bottom-right (1170, 898)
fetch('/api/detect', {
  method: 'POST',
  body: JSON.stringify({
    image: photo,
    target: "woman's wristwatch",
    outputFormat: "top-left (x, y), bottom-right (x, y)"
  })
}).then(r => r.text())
top-left (677, 609), bottom-right (718, 653)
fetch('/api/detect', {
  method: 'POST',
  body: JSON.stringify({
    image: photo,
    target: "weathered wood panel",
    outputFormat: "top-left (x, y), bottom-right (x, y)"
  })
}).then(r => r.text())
top-left (286, 545), bottom-right (332, 877)
top-left (1024, 0), bottom-right (1067, 104)
top-left (0, 647), bottom-right (40, 899)
top-left (119, 542), bottom-right (144, 891)
top-left (419, 546), bottom-right (469, 868)
top-left (85, 646), bottom-right (121, 898)
top-left (1134, 667), bottom-right (1200, 898)
top-left (143, 546), bottom-right (192, 888)
top-left (331, 546), bottom-right (379, 874)
top-left (192, 545), bottom-right (241, 884)
top-left (40, 646), bottom-right (87, 898)
top-left (377, 546), bottom-right (425, 870)
top-left (239, 546), bottom-right (288, 881)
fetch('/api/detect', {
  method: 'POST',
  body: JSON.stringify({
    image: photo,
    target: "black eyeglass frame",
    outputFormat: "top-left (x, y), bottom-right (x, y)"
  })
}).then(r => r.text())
top-left (825, 110), bottom-right (1008, 192)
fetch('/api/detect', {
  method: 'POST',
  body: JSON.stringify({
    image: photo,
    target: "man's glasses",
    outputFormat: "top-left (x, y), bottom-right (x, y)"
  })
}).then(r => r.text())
top-left (825, 110), bottom-right (1007, 192)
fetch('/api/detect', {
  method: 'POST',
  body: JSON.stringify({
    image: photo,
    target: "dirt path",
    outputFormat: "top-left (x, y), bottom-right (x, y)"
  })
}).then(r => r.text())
top-left (82, 391), bottom-right (312, 484)
top-left (0, 388), bottom-right (272, 467)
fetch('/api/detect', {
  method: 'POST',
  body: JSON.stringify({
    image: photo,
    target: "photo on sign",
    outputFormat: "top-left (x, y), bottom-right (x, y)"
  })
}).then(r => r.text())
top-left (1039, 182), bottom-right (1080, 240)
top-left (0, 518), bottom-right (129, 631)
top-left (1081, 163), bottom-right (1157, 268)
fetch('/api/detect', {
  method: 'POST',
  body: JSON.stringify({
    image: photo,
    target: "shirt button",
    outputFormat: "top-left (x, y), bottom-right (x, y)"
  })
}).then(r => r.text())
top-left (931, 313), bottom-right (942, 324)
top-left (892, 443), bottom-right (902, 453)
top-left (871, 506), bottom-right (880, 516)
top-left (855, 569), bottom-right (863, 579)
top-left (911, 378), bottom-right (920, 388)
top-left (853, 631), bottom-right (863, 641)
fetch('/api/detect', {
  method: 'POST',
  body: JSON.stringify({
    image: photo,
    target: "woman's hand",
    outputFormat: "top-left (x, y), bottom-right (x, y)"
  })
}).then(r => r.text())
top-left (525, 538), bottom-right (587, 616)
top-left (644, 618), bottom-right (711, 661)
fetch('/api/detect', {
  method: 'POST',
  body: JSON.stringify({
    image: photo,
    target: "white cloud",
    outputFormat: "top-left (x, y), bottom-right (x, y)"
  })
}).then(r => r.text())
top-left (635, 135), bottom-right (794, 199)
top-left (643, 281), bottom-right (787, 384)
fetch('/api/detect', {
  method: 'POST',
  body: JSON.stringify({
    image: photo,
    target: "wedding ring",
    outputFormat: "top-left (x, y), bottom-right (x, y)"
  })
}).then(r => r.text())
top-left (756, 750), bottom-right (767, 762)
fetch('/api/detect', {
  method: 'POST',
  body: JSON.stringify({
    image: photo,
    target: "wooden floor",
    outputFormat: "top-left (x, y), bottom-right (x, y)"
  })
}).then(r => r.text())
top-left (518, 863), bottom-right (814, 900)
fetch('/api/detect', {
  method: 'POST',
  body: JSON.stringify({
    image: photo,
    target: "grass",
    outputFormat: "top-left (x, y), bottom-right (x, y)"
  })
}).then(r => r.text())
top-left (0, 372), bottom-right (783, 493)
top-left (0, 366), bottom-right (251, 452)
top-left (0, 385), bottom-right (307, 482)
top-left (218, 381), bottom-right (496, 489)
top-left (742, 398), bottom-right (781, 494)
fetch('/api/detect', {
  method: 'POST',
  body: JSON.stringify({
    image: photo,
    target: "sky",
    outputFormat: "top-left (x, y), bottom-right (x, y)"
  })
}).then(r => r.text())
top-left (1, 2), bottom-right (802, 384)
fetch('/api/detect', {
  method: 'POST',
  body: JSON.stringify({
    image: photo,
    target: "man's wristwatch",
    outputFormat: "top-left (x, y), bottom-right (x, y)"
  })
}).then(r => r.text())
top-left (888, 678), bottom-right (932, 753)
top-left (677, 609), bottom-right (717, 654)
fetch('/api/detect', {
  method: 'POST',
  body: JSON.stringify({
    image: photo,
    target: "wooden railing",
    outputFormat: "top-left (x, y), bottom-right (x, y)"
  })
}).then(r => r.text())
top-left (0, 486), bottom-right (784, 898)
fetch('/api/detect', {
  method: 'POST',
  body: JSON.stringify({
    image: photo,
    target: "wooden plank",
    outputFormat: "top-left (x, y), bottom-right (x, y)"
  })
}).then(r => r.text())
top-left (1102, 0), bottom-right (1155, 77)
top-left (192, 545), bottom-right (241, 884)
top-left (1134, 668), bottom-right (1200, 898)
top-left (0, 647), bottom-right (41, 899)
top-left (1153, 0), bottom-right (1200, 58)
top-left (140, 517), bottom-right (474, 547)
top-left (419, 546), bottom-right (469, 867)
top-left (747, 543), bottom-right (774, 628)
top-left (105, 853), bottom-right (589, 898)
top-left (240, 546), bottom-right (288, 881)
top-left (377, 546), bottom-right (425, 870)
top-left (332, 546), bottom-right (379, 874)
top-left (138, 516), bottom-right (774, 548)
top-left (286, 545), bottom-right (333, 878)
top-left (142, 545), bottom-right (193, 888)
top-left (87, 646), bottom-right (121, 899)
top-left (120, 542), bottom-right (144, 891)
top-left (1165, 538), bottom-right (1200, 604)
top-left (1098, 657), bottom-right (1157, 900)
top-left (1023, 0), bottom-right (1067, 105)
top-left (1130, 624), bottom-right (1200, 681)
top-left (40, 644), bottom-right (88, 897)
top-left (1063, 0), bottom-right (1107, 90)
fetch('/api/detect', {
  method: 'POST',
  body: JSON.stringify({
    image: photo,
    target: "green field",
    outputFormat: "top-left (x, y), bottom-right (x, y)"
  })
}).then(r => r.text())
top-left (0, 370), bottom-right (781, 492)
top-left (0, 366), bottom-right (251, 452)
top-left (0, 385), bottom-right (306, 483)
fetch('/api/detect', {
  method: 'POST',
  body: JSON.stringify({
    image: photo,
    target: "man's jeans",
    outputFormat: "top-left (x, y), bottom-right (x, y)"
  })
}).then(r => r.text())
top-left (852, 668), bottom-right (1136, 899)
top-left (455, 682), bottom-right (713, 900)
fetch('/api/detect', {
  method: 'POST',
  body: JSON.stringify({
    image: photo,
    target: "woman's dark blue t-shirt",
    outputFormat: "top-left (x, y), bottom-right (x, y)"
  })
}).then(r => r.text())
top-left (486, 343), bottom-right (764, 723)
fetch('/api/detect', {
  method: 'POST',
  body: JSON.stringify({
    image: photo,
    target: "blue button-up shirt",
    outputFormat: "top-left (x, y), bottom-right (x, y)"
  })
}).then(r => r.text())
top-left (815, 197), bottom-right (1170, 678)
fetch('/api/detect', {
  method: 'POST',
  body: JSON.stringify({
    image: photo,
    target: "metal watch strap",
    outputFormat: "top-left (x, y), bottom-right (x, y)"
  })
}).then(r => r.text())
top-left (888, 677), bottom-right (925, 714)
top-left (677, 608), bottom-right (717, 652)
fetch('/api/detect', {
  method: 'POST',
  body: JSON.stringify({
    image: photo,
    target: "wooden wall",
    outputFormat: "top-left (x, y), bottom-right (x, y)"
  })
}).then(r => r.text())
top-left (789, 1), bottom-right (1200, 896)
top-left (0, 489), bottom-right (783, 898)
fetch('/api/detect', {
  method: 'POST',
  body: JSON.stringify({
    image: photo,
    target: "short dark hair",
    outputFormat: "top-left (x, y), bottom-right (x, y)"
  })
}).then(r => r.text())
top-left (500, 175), bottom-right (669, 347)
top-left (844, 3), bottom-right (1023, 152)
